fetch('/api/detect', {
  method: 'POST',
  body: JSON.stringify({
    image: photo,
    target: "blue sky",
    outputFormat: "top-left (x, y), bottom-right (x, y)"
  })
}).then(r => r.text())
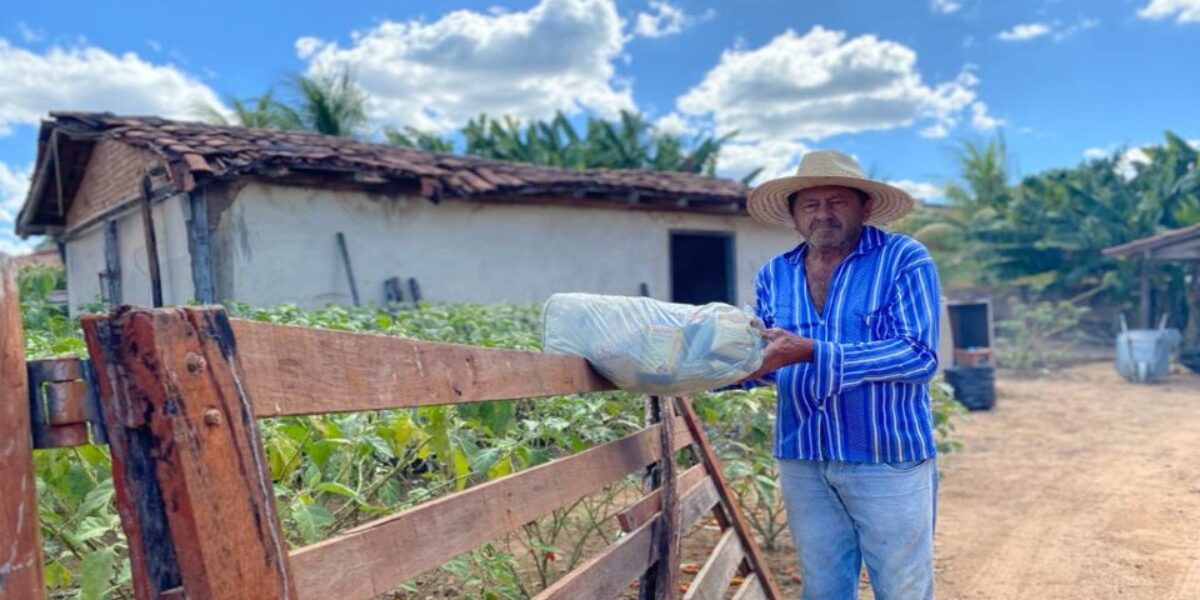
top-left (3, 0), bottom-right (1199, 254)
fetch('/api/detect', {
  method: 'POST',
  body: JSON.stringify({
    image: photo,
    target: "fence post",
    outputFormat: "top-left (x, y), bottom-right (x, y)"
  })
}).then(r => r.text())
top-left (0, 257), bottom-right (47, 600)
top-left (82, 306), bottom-right (296, 599)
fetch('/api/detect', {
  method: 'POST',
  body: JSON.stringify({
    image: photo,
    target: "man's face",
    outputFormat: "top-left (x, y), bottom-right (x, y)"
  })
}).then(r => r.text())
top-left (791, 185), bottom-right (872, 251)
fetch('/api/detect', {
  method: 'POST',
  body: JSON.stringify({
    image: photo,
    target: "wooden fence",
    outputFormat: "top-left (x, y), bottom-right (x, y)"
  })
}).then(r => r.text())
top-left (1, 256), bottom-right (781, 600)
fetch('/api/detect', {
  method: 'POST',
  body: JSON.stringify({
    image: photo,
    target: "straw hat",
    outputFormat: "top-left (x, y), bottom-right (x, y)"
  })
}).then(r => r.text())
top-left (748, 150), bottom-right (916, 229)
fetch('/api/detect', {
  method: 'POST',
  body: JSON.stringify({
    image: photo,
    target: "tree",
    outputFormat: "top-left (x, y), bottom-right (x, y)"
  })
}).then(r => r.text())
top-left (383, 126), bottom-right (455, 153)
top-left (193, 91), bottom-right (301, 130)
top-left (459, 110), bottom-right (748, 177)
top-left (284, 70), bottom-right (368, 137)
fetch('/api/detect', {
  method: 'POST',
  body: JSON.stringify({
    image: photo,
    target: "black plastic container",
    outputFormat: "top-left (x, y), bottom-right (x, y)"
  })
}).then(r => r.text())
top-left (944, 365), bottom-right (996, 411)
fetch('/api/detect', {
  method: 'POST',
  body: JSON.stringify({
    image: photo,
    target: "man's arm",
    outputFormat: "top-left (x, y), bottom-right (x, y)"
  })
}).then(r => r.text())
top-left (750, 260), bottom-right (940, 398)
top-left (733, 264), bottom-right (778, 389)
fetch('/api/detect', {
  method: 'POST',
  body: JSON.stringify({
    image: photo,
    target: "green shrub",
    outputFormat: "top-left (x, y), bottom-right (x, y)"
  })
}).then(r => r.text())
top-left (995, 299), bottom-right (1089, 373)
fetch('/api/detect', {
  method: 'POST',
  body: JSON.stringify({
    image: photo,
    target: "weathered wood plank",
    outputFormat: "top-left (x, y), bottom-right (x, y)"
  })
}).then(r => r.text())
top-left (139, 175), bottom-right (163, 307)
top-left (291, 417), bottom-right (692, 600)
top-left (684, 529), bottom-right (745, 600)
top-left (82, 316), bottom-right (181, 598)
top-left (229, 318), bottom-right (616, 417)
top-left (103, 219), bottom-right (121, 305)
top-left (0, 256), bottom-right (47, 600)
top-left (654, 398), bottom-right (679, 600)
top-left (637, 395), bottom-right (663, 600)
top-left (680, 398), bottom-right (784, 599)
top-left (618, 467), bottom-right (718, 534)
top-left (84, 307), bottom-right (296, 599)
top-left (616, 464), bottom-right (708, 532)
top-left (730, 573), bottom-right (768, 600)
top-left (186, 188), bottom-right (215, 304)
top-left (538, 516), bottom-right (660, 600)
top-left (533, 465), bottom-right (719, 600)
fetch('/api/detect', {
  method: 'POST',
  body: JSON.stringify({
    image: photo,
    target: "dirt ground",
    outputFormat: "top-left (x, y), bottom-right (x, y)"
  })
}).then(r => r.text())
top-left (754, 361), bottom-right (1200, 600)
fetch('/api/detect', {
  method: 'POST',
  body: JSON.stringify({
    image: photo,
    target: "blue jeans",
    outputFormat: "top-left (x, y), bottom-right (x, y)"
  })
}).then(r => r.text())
top-left (778, 458), bottom-right (938, 600)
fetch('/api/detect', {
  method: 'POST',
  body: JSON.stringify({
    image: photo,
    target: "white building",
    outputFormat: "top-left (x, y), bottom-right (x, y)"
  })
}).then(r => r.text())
top-left (16, 113), bottom-right (798, 314)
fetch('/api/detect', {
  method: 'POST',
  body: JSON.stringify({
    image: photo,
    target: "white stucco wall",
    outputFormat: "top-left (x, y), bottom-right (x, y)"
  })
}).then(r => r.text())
top-left (65, 194), bottom-right (194, 314)
top-left (65, 224), bottom-right (106, 312)
top-left (213, 182), bottom-right (800, 309)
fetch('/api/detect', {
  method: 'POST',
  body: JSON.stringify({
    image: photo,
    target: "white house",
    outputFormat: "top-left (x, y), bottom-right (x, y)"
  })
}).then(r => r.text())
top-left (16, 113), bottom-right (799, 314)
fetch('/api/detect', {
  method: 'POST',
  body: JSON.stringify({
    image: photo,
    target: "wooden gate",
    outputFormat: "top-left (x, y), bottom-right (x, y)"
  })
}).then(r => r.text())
top-left (1, 259), bottom-right (782, 600)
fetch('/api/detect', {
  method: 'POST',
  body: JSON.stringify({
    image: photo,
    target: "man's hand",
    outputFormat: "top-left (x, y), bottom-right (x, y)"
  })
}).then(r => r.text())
top-left (743, 328), bottom-right (816, 382)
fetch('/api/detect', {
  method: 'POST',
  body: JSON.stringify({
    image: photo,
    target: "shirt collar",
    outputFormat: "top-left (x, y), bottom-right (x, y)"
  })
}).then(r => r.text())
top-left (783, 225), bottom-right (886, 265)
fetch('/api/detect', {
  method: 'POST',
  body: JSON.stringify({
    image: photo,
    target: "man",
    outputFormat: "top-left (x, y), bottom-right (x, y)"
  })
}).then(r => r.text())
top-left (743, 150), bottom-right (941, 599)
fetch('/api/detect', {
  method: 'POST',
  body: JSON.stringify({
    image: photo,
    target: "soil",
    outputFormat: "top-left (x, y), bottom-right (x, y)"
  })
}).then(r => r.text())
top-left (742, 361), bottom-right (1200, 600)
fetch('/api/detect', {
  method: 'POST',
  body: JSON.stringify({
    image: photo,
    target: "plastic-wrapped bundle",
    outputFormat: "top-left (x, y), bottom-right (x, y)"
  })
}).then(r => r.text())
top-left (542, 293), bottom-right (765, 395)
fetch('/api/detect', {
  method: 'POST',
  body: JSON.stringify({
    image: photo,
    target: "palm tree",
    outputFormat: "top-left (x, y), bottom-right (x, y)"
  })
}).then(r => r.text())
top-left (284, 70), bottom-right (367, 137)
top-left (383, 126), bottom-right (456, 153)
top-left (458, 110), bottom-right (752, 177)
top-left (193, 91), bottom-right (301, 130)
top-left (908, 136), bottom-right (1013, 287)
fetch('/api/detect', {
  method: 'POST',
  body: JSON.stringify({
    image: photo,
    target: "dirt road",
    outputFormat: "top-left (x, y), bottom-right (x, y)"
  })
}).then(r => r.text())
top-left (933, 362), bottom-right (1200, 599)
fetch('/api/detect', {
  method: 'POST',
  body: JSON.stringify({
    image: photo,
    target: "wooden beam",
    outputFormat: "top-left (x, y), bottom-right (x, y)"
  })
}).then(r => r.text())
top-left (227, 318), bottom-right (615, 416)
top-left (1141, 250), bottom-right (1153, 328)
top-left (103, 219), bottom-right (121, 305)
top-left (637, 396), bottom-right (664, 600)
top-left (336, 232), bottom-right (360, 307)
top-left (140, 175), bottom-right (163, 307)
top-left (616, 464), bottom-right (709, 532)
top-left (533, 462), bottom-right (718, 600)
top-left (81, 316), bottom-right (182, 599)
top-left (679, 398), bottom-right (784, 600)
top-left (290, 417), bottom-right (693, 600)
top-left (186, 188), bottom-right (215, 304)
top-left (684, 529), bottom-right (746, 600)
top-left (654, 398), bottom-right (680, 600)
top-left (0, 256), bottom-right (47, 600)
top-left (82, 307), bottom-right (296, 599)
top-left (622, 474), bottom-right (721, 537)
top-left (730, 574), bottom-right (768, 600)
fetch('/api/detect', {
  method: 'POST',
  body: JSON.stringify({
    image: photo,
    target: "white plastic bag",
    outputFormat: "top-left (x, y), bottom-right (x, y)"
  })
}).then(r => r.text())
top-left (542, 293), bottom-right (764, 395)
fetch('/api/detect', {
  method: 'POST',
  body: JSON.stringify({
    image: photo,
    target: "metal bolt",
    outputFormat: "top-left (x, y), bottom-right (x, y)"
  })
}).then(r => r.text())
top-left (203, 409), bottom-right (222, 427)
top-left (185, 353), bottom-right (206, 374)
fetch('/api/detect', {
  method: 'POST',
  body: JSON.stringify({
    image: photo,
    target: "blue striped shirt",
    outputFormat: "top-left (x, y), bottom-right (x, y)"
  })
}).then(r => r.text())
top-left (753, 225), bottom-right (941, 463)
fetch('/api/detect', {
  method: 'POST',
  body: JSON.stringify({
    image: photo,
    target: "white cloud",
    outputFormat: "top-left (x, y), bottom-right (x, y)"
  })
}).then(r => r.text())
top-left (1054, 18), bottom-right (1099, 41)
top-left (0, 38), bottom-right (225, 135)
top-left (996, 22), bottom-right (1052, 41)
top-left (1081, 144), bottom-right (1153, 180)
top-left (0, 162), bottom-right (33, 256)
top-left (931, 0), bottom-right (963, 14)
top-left (297, 0), bottom-right (634, 133)
top-left (1138, 0), bottom-right (1200, 23)
top-left (653, 112), bottom-right (690, 137)
top-left (888, 179), bottom-right (943, 203)
top-left (970, 101), bottom-right (1004, 130)
top-left (676, 27), bottom-right (987, 142)
top-left (633, 1), bottom-right (714, 38)
top-left (17, 22), bottom-right (43, 44)
top-left (717, 139), bottom-right (809, 184)
top-left (996, 18), bottom-right (1099, 43)
top-left (0, 162), bottom-right (30, 222)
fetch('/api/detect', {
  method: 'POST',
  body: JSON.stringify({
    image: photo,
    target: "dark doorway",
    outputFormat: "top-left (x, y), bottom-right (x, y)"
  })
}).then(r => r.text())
top-left (670, 231), bottom-right (735, 305)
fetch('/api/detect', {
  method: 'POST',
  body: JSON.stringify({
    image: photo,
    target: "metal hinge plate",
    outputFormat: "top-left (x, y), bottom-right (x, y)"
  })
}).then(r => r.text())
top-left (27, 357), bottom-right (108, 448)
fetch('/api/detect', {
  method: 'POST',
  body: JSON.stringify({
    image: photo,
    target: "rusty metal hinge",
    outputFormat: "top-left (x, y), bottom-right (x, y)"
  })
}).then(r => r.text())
top-left (27, 357), bottom-right (108, 448)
